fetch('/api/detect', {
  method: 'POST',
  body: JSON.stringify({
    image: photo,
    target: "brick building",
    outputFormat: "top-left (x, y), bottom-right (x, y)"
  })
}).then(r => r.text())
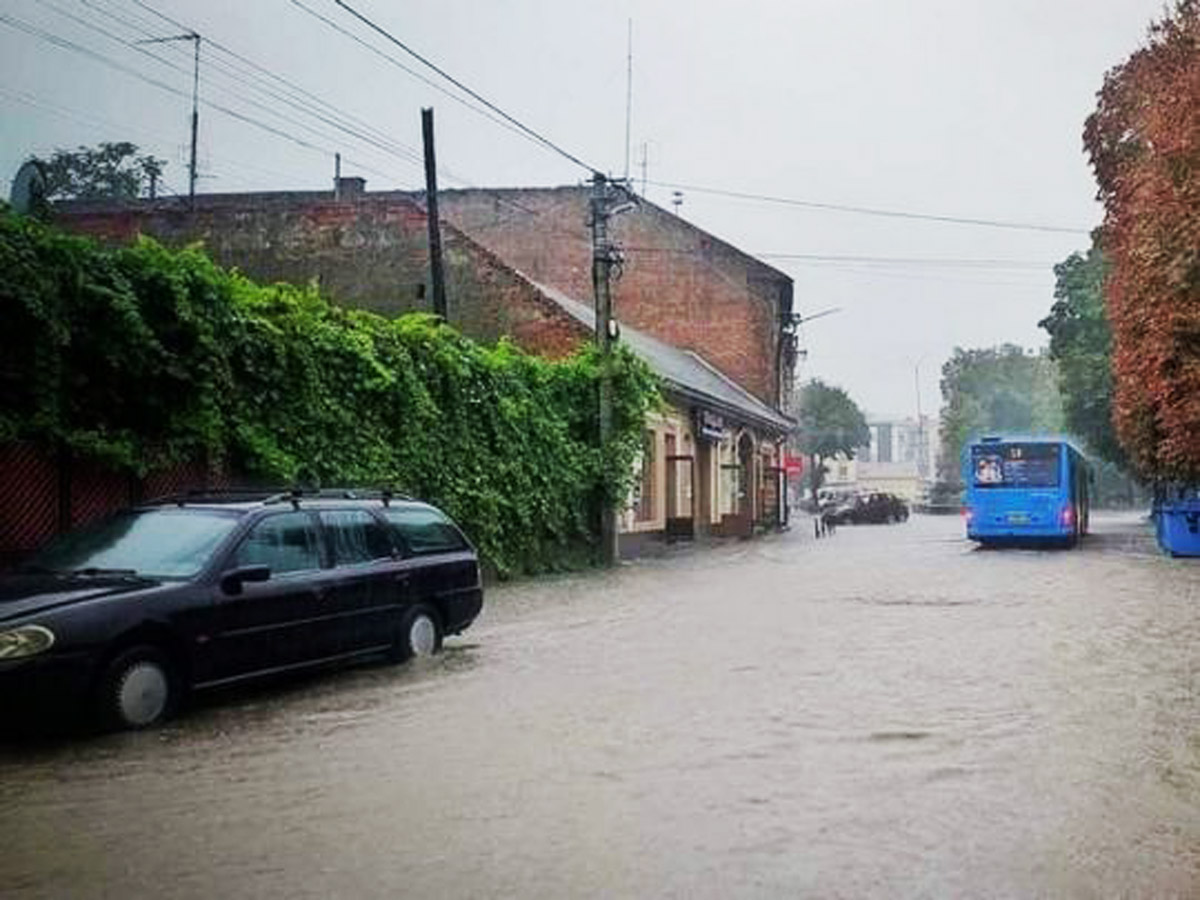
top-left (55, 179), bottom-right (796, 552)
top-left (437, 186), bottom-right (796, 409)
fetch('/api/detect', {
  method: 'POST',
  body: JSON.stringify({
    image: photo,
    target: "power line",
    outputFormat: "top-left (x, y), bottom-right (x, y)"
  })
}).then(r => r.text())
top-left (118, 1), bottom-right (545, 203)
top-left (645, 179), bottom-right (1091, 235)
top-left (327, 0), bottom-right (601, 175)
top-left (34, 0), bottom-right (421, 181)
top-left (117, 0), bottom-right (427, 167)
top-left (623, 246), bottom-right (1058, 269)
top-left (753, 254), bottom-right (1056, 269)
top-left (0, 85), bottom-right (325, 188)
top-left (0, 11), bottom-right (413, 188)
top-left (284, 0), bottom-right (535, 150)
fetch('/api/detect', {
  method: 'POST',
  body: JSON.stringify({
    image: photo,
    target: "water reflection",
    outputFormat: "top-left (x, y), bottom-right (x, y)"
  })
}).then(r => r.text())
top-left (1, 513), bottom-right (1197, 898)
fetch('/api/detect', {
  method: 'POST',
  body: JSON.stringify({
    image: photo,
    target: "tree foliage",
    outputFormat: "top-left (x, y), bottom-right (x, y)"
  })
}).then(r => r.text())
top-left (936, 345), bottom-right (1064, 486)
top-left (1038, 240), bottom-right (1126, 467)
top-left (35, 142), bottom-right (166, 201)
top-left (1083, 1), bottom-right (1200, 481)
top-left (0, 208), bottom-right (659, 576)
top-left (795, 379), bottom-right (869, 494)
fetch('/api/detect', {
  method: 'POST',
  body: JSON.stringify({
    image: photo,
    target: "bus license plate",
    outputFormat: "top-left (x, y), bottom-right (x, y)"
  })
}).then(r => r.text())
top-left (1007, 513), bottom-right (1030, 525)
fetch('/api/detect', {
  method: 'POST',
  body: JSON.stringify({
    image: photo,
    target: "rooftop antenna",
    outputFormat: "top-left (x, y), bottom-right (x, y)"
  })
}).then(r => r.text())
top-left (623, 18), bottom-right (633, 181)
top-left (138, 30), bottom-right (200, 208)
top-left (672, 190), bottom-right (683, 215)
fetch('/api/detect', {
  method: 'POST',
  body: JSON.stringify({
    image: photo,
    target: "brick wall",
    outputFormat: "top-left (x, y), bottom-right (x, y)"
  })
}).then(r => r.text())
top-left (56, 192), bottom-right (588, 358)
top-left (437, 187), bottom-right (794, 405)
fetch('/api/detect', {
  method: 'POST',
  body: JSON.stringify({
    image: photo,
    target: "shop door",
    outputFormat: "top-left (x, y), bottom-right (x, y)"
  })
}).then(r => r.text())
top-left (665, 451), bottom-right (695, 540)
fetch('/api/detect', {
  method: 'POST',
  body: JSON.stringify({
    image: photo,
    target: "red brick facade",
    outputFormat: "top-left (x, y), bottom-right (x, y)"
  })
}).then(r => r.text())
top-left (437, 187), bottom-right (794, 406)
top-left (58, 192), bottom-right (588, 359)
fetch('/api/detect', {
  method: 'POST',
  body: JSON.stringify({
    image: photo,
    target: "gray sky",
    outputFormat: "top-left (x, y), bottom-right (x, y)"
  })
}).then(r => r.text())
top-left (0, 0), bottom-right (1164, 417)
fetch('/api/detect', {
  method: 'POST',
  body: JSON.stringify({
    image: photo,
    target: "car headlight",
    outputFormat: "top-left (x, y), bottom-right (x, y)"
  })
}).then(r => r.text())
top-left (0, 625), bottom-right (56, 660)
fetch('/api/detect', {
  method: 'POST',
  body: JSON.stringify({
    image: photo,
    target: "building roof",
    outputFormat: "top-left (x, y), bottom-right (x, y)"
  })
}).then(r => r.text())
top-left (527, 278), bottom-right (794, 435)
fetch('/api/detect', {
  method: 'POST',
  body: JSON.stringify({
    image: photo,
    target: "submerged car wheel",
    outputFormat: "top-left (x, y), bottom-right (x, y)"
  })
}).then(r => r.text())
top-left (392, 605), bottom-right (443, 662)
top-left (95, 646), bottom-right (177, 730)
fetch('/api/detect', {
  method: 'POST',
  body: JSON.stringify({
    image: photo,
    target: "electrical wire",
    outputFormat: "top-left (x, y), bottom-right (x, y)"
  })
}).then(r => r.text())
top-left (326, 0), bottom-right (601, 175)
top-left (30, 0), bottom-right (418, 181)
top-left (645, 179), bottom-right (1090, 235)
top-left (0, 85), bottom-right (334, 189)
top-left (284, 0), bottom-right (536, 151)
top-left (0, 10), bottom-right (414, 188)
top-left (115, 0), bottom-right (427, 167)
top-left (116, 1), bottom-right (544, 209)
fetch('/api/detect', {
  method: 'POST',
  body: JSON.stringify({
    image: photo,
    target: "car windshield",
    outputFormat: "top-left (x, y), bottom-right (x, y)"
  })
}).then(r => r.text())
top-left (28, 509), bottom-right (241, 579)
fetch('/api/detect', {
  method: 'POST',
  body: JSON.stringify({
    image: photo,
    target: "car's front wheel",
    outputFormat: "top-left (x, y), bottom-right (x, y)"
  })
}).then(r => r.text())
top-left (391, 605), bottom-right (443, 662)
top-left (94, 645), bottom-right (178, 730)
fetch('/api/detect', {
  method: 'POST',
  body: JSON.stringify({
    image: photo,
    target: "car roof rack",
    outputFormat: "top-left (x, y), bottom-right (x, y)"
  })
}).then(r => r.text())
top-left (261, 487), bottom-right (414, 508)
top-left (145, 488), bottom-right (285, 506)
top-left (146, 487), bottom-right (414, 508)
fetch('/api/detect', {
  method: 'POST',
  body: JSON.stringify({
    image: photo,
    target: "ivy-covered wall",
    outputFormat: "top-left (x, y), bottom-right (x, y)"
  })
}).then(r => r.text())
top-left (0, 209), bottom-right (659, 576)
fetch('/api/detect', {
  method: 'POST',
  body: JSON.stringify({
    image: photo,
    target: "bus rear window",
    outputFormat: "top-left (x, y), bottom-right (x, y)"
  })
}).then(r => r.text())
top-left (972, 443), bottom-right (1060, 488)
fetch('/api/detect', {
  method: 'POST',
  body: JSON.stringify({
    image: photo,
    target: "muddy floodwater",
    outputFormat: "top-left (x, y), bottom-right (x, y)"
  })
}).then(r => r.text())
top-left (2, 513), bottom-right (1198, 898)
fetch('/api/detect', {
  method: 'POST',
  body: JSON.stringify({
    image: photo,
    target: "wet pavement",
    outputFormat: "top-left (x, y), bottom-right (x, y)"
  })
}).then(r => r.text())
top-left (2, 512), bottom-right (1198, 898)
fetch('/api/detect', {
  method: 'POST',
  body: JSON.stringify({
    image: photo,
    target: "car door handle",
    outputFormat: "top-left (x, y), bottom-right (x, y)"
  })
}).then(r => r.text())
top-left (394, 573), bottom-right (411, 585)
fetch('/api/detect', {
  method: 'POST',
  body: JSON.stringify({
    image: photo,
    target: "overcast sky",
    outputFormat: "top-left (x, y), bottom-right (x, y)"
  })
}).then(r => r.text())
top-left (0, 0), bottom-right (1165, 417)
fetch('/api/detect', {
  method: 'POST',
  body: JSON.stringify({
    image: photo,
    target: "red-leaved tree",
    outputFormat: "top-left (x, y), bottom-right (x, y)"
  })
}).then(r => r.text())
top-left (1084, 1), bottom-right (1200, 481)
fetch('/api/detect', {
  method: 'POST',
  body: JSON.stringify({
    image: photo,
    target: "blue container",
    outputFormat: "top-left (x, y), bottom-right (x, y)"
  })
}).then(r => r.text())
top-left (1156, 489), bottom-right (1200, 557)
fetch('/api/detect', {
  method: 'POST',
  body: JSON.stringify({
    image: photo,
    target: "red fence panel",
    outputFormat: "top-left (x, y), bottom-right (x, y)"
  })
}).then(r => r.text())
top-left (0, 443), bottom-right (237, 568)
top-left (0, 442), bottom-right (59, 566)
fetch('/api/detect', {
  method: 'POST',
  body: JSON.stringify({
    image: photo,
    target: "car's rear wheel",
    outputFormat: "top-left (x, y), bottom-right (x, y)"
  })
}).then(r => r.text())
top-left (391, 605), bottom-right (443, 662)
top-left (94, 646), bottom-right (178, 730)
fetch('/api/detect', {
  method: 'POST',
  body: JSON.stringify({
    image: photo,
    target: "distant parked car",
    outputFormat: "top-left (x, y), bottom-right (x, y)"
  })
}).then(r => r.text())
top-left (830, 492), bottom-right (909, 525)
top-left (0, 490), bottom-right (483, 731)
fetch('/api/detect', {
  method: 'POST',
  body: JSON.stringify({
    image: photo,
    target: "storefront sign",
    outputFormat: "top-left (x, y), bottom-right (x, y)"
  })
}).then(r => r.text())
top-left (697, 410), bottom-right (728, 442)
top-left (784, 455), bottom-right (804, 477)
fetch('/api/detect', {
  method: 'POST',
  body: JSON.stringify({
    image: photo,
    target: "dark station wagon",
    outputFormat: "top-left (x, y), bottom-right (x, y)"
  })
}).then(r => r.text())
top-left (0, 490), bottom-right (483, 731)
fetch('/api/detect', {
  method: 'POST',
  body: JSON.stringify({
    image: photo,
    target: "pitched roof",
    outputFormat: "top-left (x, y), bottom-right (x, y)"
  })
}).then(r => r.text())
top-left (527, 278), bottom-right (794, 434)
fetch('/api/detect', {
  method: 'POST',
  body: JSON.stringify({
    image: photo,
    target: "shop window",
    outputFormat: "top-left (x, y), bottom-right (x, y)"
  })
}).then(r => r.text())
top-left (633, 430), bottom-right (656, 522)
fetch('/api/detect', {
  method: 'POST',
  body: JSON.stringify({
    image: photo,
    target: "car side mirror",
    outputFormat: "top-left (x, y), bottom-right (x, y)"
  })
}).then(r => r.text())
top-left (220, 564), bottom-right (271, 595)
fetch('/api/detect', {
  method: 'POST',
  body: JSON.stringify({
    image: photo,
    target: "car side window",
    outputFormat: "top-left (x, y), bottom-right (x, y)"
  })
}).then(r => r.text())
top-left (382, 508), bottom-right (467, 556)
top-left (321, 510), bottom-right (394, 566)
top-left (233, 512), bottom-right (320, 575)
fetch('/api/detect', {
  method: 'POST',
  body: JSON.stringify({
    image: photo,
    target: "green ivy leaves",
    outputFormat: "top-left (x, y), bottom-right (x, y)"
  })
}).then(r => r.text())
top-left (0, 208), bottom-right (659, 576)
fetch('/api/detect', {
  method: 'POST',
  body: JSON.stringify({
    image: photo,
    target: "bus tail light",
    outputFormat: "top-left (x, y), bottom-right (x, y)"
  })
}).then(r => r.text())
top-left (963, 506), bottom-right (974, 524)
top-left (1061, 504), bottom-right (1075, 528)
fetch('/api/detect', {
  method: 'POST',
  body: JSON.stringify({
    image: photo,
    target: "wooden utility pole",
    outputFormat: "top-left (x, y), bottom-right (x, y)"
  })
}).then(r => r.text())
top-left (421, 107), bottom-right (448, 319)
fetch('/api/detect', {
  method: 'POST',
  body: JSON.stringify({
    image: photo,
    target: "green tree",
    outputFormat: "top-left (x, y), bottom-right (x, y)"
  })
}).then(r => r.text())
top-left (1084, 1), bottom-right (1200, 481)
top-left (35, 142), bottom-right (165, 201)
top-left (1038, 240), bottom-right (1125, 467)
top-left (936, 345), bottom-right (1064, 487)
top-left (795, 379), bottom-right (869, 497)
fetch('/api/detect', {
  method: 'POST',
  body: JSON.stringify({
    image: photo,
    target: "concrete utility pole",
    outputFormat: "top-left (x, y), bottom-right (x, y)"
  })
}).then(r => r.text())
top-left (589, 173), bottom-right (638, 566)
top-left (421, 107), bottom-right (448, 320)
top-left (188, 32), bottom-right (199, 207)
top-left (137, 31), bottom-right (200, 208)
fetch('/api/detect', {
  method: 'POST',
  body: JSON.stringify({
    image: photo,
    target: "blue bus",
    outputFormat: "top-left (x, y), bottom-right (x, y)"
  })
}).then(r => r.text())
top-left (963, 437), bottom-right (1091, 546)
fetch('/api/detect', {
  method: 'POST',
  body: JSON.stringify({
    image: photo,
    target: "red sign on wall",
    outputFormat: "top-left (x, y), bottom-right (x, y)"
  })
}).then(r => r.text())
top-left (784, 455), bottom-right (804, 476)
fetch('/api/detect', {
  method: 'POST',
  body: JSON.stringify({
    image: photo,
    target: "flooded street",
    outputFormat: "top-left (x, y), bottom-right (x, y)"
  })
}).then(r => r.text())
top-left (3, 512), bottom-right (1199, 898)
